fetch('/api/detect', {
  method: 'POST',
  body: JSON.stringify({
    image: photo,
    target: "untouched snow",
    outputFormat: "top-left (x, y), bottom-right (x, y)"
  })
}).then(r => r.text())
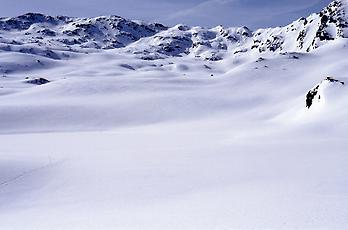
top-left (0, 39), bottom-right (348, 230)
top-left (1, 123), bottom-right (348, 229)
top-left (1, 1), bottom-right (348, 229)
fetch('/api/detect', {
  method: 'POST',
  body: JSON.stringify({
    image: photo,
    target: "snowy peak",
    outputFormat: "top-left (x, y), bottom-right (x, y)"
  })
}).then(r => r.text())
top-left (250, 0), bottom-right (348, 54)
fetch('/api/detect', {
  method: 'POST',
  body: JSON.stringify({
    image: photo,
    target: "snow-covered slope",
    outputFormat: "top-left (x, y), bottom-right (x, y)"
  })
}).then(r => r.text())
top-left (1, 1), bottom-right (348, 229)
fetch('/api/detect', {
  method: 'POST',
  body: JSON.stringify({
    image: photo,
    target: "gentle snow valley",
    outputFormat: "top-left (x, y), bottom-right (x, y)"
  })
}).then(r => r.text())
top-left (1, 0), bottom-right (348, 229)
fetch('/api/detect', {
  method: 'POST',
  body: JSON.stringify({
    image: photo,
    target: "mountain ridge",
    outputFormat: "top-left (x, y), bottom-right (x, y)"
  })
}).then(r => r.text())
top-left (0, 0), bottom-right (346, 63)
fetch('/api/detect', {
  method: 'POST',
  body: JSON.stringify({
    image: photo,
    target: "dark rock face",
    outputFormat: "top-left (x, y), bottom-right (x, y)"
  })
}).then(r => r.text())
top-left (297, 30), bottom-right (306, 49)
top-left (259, 36), bottom-right (284, 53)
top-left (306, 77), bottom-right (344, 109)
top-left (26, 77), bottom-right (50, 85)
top-left (306, 85), bottom-right (320, 108)
top-left (326, 76), bottom-right (345, 85)
top-left (316, 14), bottom-right (334, 41)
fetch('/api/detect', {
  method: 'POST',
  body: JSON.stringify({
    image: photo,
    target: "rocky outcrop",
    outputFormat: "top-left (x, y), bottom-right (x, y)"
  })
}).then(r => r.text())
top-left (306, 77), bottom-right (344, 108)
top-left (25, 77), bottom-right (50, 85)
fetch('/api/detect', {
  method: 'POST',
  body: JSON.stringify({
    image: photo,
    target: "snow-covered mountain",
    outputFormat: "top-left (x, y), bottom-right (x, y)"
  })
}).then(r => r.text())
top-left (1, 1), bottom-right (348, 230)
top-left (0, 0), bottom-right (347, 63)
top-left (0, 13), bottom-right (167, 60)
top-left (252, 0), bottom-right (348, 53)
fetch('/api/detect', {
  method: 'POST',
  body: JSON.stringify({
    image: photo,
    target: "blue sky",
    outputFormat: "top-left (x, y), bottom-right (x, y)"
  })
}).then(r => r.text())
top-left (0, 0), bottom-right (332, 28)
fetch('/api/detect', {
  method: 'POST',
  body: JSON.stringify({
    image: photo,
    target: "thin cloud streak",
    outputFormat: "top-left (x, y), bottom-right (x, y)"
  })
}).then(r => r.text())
top-left (0, 0), bottom-right (333, 29)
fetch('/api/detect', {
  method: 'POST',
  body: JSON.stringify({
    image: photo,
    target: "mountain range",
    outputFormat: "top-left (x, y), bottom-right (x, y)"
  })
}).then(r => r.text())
top-left (0, 0), bottom-right (347, 64)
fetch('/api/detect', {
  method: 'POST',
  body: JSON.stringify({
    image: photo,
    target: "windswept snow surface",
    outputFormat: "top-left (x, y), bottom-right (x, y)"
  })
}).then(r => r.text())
top-left (1, 1), bottom-right (348, 229)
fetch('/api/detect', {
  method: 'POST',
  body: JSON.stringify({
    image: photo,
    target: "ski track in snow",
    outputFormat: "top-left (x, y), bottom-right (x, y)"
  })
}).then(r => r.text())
top-left (0, 160), bottom-right (63, 188)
